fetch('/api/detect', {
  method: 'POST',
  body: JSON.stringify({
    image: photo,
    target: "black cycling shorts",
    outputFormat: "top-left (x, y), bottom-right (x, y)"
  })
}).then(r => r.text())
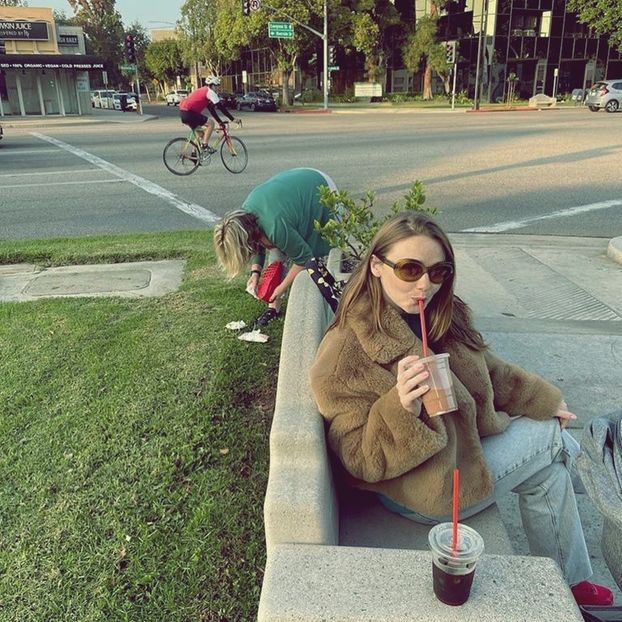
top-left (180, 109), bottom-right (208, 129)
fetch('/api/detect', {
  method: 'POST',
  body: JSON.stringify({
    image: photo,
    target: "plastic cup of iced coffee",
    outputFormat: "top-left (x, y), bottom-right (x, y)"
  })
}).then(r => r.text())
top-left (419, 353), bottom-right (457, 417)
top-left (428, 522), bottom-right (484, 606)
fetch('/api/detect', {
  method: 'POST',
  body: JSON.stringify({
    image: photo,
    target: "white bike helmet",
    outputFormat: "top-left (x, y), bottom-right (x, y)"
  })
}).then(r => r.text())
top-left (205, 75), bottom-right (221, 86)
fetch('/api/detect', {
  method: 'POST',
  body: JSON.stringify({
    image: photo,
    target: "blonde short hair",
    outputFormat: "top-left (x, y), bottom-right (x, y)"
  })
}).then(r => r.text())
top-left (213, 210), bottom-right (261, 277)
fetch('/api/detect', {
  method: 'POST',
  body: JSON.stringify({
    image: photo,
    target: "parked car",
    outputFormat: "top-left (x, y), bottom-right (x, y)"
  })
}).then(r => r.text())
top-left (236, 90), bottom-right (277, 112)
top-left (91, 89), bottom-right (117, 109)
top-left (218, 91), bottom-right (237, 109)
top-left (165, 89), bottom-right (189, 106)
top-left (0, 122), bottom-right (3, 142)
top-left (585, 79), bottom-right (622, 113)
top-left (112, 93), bottom-right (137, 112)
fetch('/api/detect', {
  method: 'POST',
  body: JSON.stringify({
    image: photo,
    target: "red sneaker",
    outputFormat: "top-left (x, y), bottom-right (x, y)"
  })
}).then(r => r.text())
top-left (570, 581), bottom-right (614, 607)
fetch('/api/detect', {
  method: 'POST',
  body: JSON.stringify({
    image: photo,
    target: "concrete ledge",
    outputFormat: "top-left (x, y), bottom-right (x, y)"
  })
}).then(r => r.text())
top-left (264, 271), bottom-right (338, 554)
top-left (341, 490), bottom-right (514, 555)
top-left (258, 544), bottom-right (583, 622)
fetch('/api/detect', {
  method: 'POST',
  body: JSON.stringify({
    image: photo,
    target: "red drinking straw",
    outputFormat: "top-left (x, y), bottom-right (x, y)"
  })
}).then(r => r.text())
top-left (417, 298), bottom-right (429, 358)
top-left (452, 468), bottom-right (460, 556)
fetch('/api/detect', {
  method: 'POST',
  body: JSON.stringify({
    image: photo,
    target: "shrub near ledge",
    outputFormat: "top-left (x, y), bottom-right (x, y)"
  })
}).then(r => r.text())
top-left (314, 181), bottom-right (437, 263)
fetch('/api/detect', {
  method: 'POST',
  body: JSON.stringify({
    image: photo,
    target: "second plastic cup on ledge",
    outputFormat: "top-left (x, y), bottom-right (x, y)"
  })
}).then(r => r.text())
top-left (419, 353), bottom-right (457, 417)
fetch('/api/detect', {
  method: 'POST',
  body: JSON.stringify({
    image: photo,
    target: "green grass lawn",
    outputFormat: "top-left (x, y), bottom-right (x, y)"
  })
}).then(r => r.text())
top-left (0, 231), bottom-right (283, 621)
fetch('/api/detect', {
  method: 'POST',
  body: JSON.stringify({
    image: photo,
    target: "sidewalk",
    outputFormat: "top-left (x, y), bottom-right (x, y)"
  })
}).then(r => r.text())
top-left (1, 233), bottom-right (621, 601)
top-left (0, 107), bottom-right (157, 128)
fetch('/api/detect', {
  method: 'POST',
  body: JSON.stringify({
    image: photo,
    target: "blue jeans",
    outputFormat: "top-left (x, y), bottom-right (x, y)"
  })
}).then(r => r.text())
top-left (380, 417), bottom-right (592, 584)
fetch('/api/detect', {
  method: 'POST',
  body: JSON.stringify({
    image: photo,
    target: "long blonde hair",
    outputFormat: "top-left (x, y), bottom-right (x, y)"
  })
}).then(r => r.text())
top-left (213, 210), bottom-right (262, 277)
top-left (333, 213), bottom-right (486, 351)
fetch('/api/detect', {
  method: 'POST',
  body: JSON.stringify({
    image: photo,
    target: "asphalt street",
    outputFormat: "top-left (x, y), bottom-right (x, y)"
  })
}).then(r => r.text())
top-left (1, 105), bottom-right (621, 240)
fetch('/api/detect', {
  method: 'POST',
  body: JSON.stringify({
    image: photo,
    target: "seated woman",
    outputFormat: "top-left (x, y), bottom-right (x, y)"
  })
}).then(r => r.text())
top-left (310, 212), bottom-right (613, 607)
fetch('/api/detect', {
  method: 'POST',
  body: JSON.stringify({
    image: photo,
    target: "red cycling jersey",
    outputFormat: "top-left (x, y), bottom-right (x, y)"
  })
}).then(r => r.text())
top-left (180, 86), bottom-right (220, 114)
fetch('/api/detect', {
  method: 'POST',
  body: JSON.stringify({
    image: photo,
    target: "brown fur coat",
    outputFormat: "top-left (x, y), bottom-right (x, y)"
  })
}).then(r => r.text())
top-left (309, 300), bottom-right (562, 516)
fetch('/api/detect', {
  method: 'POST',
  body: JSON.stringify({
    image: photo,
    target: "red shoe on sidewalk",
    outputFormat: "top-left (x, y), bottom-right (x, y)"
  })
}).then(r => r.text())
top-left (570, 581), bottom-right (614, 607)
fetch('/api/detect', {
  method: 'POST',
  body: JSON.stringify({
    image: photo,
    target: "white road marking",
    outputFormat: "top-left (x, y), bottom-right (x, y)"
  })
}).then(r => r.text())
top-left (0, 169), bottom-right (99, 178)
top-left (0, 179), bottom-right (124, 190)
top-left (31, 132), bottom-right (220, 224)
top-left (0, 148), bottom-right (60, 155)
top-left (462, 199), bottom-right (622, 233)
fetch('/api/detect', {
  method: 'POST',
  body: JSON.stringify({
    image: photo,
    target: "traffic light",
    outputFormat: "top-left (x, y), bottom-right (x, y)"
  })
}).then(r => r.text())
top-left (125, 34), bottom-right (136, 64)
top-left (242, 0), bottom-right (250, 15)
top-left (328, 45), bottom-right (336, 66)
top-left (445, 41), bottom-right (456, 65)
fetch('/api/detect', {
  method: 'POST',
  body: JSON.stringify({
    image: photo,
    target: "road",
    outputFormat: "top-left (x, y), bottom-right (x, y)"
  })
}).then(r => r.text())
top-left (1, 106), bottom-right (621, 240)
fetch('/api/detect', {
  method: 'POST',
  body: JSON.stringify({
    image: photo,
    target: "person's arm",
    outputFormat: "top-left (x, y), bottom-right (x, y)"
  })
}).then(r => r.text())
top-left (268, 263), bottom-right (305, 302)
top-left (216, 100), bottom-right (238, 122)
top-left (484, 350), bottom-right (564, 420)
top-left (310, 333), bottom-right (448, 484)
top-left (205, 100), bottom-right (226, 125)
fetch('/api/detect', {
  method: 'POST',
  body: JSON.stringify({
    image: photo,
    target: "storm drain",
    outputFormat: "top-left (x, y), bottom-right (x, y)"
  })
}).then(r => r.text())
top-left (467, 247), bottom-right (621, 322)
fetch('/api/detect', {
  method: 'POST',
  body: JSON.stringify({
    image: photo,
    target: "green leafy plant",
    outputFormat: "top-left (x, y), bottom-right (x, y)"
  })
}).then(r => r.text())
top-left (314, 181), bottom-right (437, 261)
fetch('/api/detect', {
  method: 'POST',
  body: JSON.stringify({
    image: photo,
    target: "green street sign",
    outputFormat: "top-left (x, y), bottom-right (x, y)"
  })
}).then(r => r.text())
top-left (328, 65), bottom-right (340, 72)
top-left (268, 21), bottom-right (294, 39)
top-left (120, 63), bottom-right (137, 71)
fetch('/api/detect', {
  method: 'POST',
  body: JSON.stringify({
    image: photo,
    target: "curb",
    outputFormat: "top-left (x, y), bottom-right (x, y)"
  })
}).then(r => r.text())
top-left (466, 106), bottom-right (560, 113)
top-left (608, 237), bottom-right (622, 265)
top-left (1, 114), bottom-right (158, 129)
top-left (282, 108), bottom-right (332, 114)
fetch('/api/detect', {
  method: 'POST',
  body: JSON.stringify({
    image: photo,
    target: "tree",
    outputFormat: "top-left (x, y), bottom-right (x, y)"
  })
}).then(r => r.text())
top-left (68, 0), bottom-right (125, 87)
top-left (0, 1), bottom-right (27, 6)
top-left (346, 0), bottom-right (401, 85)
top-left (144, 38), bottom-right (187, 95)
top-left (402, 2), bottom-right (451, 100)
top-left (53, 10), bottom-right (77, 26)
top-left (566, 0), bottom-right (622, 52)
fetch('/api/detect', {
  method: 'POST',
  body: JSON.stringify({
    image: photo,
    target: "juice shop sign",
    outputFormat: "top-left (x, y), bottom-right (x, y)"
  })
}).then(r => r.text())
top-left (0, 20), bottom-right (49, 41)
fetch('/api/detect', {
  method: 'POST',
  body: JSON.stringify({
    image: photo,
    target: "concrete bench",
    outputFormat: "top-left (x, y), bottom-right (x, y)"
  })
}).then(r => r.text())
top-left (258, 269), bottom-right (582, 621)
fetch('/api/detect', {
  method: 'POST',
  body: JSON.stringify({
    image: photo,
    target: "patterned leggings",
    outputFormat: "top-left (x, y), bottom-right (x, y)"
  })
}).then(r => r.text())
top-left (304, 257), bottom-right (344, 313)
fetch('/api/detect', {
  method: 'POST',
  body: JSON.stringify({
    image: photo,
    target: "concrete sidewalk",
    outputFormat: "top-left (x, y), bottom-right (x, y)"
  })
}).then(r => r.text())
top-left (1, 233), bottom-right (621, 600)
top-left (0, 107), bottom-right (157, 129)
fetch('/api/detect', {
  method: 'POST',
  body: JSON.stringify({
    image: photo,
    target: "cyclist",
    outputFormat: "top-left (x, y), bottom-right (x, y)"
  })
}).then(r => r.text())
top-left (179, 75), bottom-right (240, 154)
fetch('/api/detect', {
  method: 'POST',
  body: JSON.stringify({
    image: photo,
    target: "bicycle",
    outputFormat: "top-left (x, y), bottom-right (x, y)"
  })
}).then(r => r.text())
top-left (162, 120), bottom-right (248, 176)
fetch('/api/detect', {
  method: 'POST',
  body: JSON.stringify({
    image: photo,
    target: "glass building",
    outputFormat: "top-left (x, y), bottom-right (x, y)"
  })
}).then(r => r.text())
top-left (430, 0), bottom-right (622, 101)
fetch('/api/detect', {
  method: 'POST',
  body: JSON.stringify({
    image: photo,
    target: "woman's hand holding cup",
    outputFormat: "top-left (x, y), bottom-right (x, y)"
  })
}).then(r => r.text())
top-left (397, 355), bottom-right (430, 414)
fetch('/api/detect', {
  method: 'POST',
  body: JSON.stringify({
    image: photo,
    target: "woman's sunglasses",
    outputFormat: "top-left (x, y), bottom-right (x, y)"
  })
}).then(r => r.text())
top-left (375, 254), bottom-right (454, 284)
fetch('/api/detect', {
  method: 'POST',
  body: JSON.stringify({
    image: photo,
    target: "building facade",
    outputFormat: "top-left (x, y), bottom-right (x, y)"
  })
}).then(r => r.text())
top-left (431, 0), bottom-right (622, 101)
top-left (0, 6), bottom-right (106, 117)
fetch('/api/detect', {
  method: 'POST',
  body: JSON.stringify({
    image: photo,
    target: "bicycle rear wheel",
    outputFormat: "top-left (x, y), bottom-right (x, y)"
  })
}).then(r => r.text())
top-left (163, 137), bottom-right (201, 175)
top-left (220, 136), bottom-right (248, 174)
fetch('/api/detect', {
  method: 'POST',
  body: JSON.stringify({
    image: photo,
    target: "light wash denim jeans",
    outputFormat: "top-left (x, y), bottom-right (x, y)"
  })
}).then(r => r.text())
top-left (379, 417), bottom-right (592, 585)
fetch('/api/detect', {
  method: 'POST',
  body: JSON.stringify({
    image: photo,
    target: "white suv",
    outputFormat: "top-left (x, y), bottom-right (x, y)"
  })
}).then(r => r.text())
top-left (165, 90), bottom-right (189, 106)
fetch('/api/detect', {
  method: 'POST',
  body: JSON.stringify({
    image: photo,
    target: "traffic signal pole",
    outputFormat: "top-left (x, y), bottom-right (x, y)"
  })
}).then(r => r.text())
top-left (246, 0), bottom-right (328, 110)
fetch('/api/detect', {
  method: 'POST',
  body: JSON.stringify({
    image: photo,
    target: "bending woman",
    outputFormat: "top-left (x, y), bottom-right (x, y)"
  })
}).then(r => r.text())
top-left (310, 212), bottom-right (613, 608)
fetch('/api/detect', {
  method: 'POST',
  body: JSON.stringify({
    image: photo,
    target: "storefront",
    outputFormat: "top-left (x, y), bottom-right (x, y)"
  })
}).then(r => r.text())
top-left (0, 6), bottom-right (107, 117)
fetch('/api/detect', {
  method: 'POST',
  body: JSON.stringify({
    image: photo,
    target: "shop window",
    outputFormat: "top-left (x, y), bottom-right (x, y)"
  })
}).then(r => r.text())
top-left (20, 73), bottom-right (42, 115)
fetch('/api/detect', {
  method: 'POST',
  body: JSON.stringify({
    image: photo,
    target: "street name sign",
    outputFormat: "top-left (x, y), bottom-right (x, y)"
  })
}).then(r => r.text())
top-left (268, 21), bottom-right (294, 39)
top-left (120, 63), bottom-right (137, 71)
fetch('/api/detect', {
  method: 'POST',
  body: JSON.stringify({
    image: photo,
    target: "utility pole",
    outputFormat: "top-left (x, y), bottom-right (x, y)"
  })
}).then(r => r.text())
top-left (472, 0), bottom-right (485, 110)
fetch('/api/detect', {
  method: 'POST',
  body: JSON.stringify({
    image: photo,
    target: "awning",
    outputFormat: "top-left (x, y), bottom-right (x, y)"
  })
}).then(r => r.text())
top-left (0, 54), bottom-right (107, 70)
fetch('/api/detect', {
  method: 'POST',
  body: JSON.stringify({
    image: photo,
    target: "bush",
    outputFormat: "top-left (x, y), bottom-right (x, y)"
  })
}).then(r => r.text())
top-left (314, 181), bottom-right (437, 261)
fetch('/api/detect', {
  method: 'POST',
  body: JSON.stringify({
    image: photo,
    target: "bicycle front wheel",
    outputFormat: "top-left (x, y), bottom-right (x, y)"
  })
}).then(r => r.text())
top-left (163, 138), bottom-right (201, 176)
top-left (220, 136), bottom-right (248, 174)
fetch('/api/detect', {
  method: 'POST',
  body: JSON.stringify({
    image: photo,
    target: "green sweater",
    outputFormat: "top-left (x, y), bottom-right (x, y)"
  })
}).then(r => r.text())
top-left (243, 168), bottom-right (333, 266)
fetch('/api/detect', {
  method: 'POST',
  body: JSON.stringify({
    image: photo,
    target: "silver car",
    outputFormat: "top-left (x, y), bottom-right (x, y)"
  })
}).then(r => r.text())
top-left (585, 80), bottom-right (622, 113)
